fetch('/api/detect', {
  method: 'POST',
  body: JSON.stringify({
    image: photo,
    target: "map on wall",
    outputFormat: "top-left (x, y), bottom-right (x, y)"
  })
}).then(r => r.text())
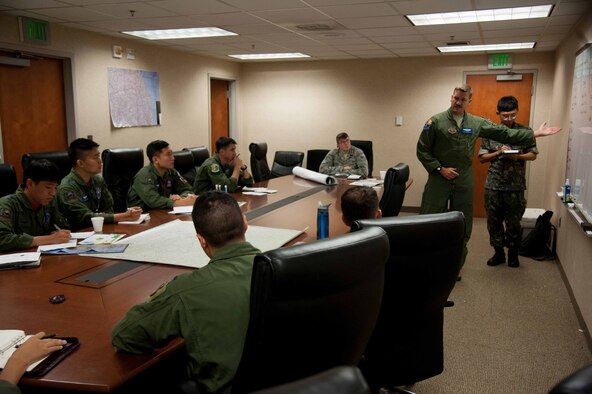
top-left (107, 67), bottom-right (160, 128)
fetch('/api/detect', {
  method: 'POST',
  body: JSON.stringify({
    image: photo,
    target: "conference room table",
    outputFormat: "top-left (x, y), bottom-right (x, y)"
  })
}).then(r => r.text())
top-left (1, 174), bottom-right (365, 393)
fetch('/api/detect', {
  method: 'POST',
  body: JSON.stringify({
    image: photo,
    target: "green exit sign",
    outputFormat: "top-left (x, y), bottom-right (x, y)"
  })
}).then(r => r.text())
top-left (488, 53), bottom-right (512, 69)
top-left (18, 17), bottom-right (51, 45)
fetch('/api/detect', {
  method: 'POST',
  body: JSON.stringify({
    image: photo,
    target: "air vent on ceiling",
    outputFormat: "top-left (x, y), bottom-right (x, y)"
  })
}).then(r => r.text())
top-left (291, 21), bottom-right (346, 32)
top-left (446, 41), bottom-right (470, 46)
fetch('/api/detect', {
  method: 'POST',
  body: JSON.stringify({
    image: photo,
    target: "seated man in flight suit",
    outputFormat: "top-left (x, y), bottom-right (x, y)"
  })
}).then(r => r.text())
top-left (193, 137), bottom-right (254, 194)
top-left (57, 138), bottom-right (141, 230)
top-left (0, 160), bottom-right (71, 252)
top-left (112, 191), bottom-right (261, 393)
top-left (127, 140), bottom-right (196, 210)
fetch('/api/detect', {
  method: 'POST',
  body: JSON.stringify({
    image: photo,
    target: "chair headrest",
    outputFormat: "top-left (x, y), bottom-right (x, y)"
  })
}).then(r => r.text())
top-left (250, 142), bottom-right (268, 160)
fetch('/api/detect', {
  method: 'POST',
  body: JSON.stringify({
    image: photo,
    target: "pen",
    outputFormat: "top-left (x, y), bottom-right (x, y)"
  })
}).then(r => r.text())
top-left (41, 334), bottom-right (56, 339)
top-left (54, 224), bottom-right (61, 231)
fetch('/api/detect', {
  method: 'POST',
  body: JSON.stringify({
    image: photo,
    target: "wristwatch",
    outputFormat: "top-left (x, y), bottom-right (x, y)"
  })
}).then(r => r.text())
top-left (240, 164), bottom-right (247, 171)
top-left (436, 166), bottom-right (442, 173)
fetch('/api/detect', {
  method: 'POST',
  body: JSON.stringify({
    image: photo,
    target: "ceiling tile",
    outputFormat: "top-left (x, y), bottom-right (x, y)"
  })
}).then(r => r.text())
top-left (547, 14), bottom-right (582, 25)
top-left (334, 43), bottom-right (383, 51)
top-left (479, 18), bottom-right (548, 30)
top-left (218, 0), bottom-right (306, 12)
top-left (358, 26), bottom-right (417, 37)
top-left (188, 11), bottom-right (263, 26)
top-left (382, 41), bottom-right (434, 49)
top-left (474, 0), bottom-right (555, 9)
top-left (370, 34), bottom-right (425, 44)
top-left (338, 15), bottom-right (409, 29)
top-left (60, 0), bottom-right (141, 5)
top-left (316, 3), bottom-right (399, 19)
top-left (132, 15), bottom-right (207, 29)
top-left (147, 0), bottom-right (238, 15)
top-left (306, 0), bottom-right (384, 6)
top-left (87, 3), bottom-right (176, 19)
top-left (552, 1), bottom-right (592, 16)
top-left (251, 7), bottom-right (329, 23)
top-left (82, 18), bottom-right (154, 31)
top-left (1, 8), bottom-right (67, 22)
top-left (30, 6), bottom-right (113, 21)
top-left (229, 23), bottom-right (293, 35)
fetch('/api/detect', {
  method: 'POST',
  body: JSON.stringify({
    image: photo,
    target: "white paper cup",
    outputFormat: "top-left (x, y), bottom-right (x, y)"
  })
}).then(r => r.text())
top-left (91, 216), bottom-right (104, 233)
top-left (380, 170), bottom-right (387, 179)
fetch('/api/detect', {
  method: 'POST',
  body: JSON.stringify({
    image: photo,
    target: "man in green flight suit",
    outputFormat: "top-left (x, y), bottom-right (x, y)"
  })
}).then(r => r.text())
top-left (417, 84), bottom-right (560, 275)
top-left (193, 137), bottom-right (254, 194)
top-left (127, 140), bottom-right (196, 210)
top-left (112, 191), bottom-right (261, 393)
top-left (57, 138), bottom-right (142, 230)
top-left (0, 160), bottom-right (71, 252)
top-left (319, 132), bottom-right (369, 177)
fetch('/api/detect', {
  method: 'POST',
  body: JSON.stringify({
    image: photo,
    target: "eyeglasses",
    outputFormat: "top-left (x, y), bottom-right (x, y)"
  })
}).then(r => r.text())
top-left (500, 113), bottom-right (518, 120)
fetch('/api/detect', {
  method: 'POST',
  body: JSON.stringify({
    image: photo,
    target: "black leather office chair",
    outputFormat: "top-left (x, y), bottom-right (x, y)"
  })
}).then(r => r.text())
top-left (379, 163), bottom-right (410, 217)
top-left (21, 151), bottom-right (71, 182)
top-left (249, 366), bottom-right (371, 394)
top-left (352, 212), bottom-right (465, 393)
top-left (102, 148), bottom-right (144, 212)
top-left (249, 142), bottom-right (272, 182)
top-left (184, 146), bottom-right (210, 168)
top-left (306, 149), bottom-right (330, 173)
top-left (173, 150), bottom-right (197, 185)
top-left (549, 364), bottom-right (592, 394)
top-left (0, 163), bottom-right (18, 197)
top-left (232, 227), bottom-right (389, 393)
top-left (350, 140), bottom-right (373, 177)
top-left (271, 151), bottom-right (304, 178)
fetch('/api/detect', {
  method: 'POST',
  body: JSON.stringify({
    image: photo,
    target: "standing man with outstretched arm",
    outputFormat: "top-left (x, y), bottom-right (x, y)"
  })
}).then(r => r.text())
top-left (417, 84), bottom-right (560, 278)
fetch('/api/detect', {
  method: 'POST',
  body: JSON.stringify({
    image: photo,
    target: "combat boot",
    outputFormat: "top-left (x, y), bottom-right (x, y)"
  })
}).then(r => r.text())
top-left (508, 248), bottom-right (520, 268)
top-left (487, 247), bottom-right (505, 266)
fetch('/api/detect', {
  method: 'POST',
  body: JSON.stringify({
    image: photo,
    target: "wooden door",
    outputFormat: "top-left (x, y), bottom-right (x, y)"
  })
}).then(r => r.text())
top-left (466, 73), bottom-right (533, 217)
top-left (0, 54), bottom-right (68, 184)
top-left (210, 79), bottom-right (229, 154)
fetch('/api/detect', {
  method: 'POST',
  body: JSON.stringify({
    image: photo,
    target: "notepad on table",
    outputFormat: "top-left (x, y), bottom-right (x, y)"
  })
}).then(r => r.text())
top-left (119, 213), bottom-right (150, 225)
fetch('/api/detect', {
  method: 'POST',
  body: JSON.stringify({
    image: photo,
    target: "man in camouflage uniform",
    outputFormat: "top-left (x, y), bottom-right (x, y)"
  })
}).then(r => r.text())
top-left (112, 191), bottom-right (260, 393)
top-left (57, 138), bottom-right (141, 230)
top-left (479, 96), bottom-right (538, 268)
top-left (319, 132), bottom-right (369, 177)
top-left (127, 140), bottom-right (196, 210)
top-left (417, 84), bottom-right (559, 275)
top-left (193, 137), bottom-right (253, 194)
top-left (0, 160), bottom-right (70, 252)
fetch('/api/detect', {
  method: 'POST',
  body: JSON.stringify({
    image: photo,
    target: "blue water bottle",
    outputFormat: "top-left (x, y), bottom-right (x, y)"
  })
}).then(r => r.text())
top-left (317, 203), bottom-right (330, 240)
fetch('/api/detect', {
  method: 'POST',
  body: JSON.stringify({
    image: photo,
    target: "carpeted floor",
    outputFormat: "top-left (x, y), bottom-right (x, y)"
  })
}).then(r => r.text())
top-left (408, 217), bottom-right (592, 393)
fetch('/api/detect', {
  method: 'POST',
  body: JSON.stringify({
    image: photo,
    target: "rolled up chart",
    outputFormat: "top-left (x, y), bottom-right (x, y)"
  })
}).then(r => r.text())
top-left (292, 166), bottom-right (337, 185)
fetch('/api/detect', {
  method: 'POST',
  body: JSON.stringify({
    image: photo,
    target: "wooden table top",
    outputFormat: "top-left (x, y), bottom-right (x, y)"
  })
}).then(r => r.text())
top-left (2, 175), bottom-right (356, 392)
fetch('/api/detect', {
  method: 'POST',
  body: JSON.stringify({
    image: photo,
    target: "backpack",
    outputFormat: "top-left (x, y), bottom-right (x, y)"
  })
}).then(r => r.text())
top-left (519, 210), bottom-right (555, 260)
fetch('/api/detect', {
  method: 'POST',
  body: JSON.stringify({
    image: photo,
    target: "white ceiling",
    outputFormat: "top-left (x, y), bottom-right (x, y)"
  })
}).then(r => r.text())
top-left (0, 0), bottom-right (590, 62)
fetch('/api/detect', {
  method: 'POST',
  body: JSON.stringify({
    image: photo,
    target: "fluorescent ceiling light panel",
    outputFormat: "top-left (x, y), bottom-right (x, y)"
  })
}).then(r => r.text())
top-left (228, 53), bottom-right (310, 60)
top-left (437, 42), bottom-right (536, 53)
top-left (122, 27), bottom-right (237, 40)
top-left (408, 5), bottom-right (552, 26)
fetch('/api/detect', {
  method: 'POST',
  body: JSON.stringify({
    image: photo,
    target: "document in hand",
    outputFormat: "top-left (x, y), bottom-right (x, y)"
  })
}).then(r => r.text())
top-left (0, 330), bottom-right (79, 376)
top-left (0, 252), bottom-right (41, 270)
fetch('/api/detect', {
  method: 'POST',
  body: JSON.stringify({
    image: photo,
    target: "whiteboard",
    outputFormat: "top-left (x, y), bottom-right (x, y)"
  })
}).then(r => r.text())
top-left (567, 43), bottom-right (592, 224)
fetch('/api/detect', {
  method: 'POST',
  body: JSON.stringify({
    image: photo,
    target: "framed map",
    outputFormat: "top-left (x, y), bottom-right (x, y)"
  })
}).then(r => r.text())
top-left (107, 67), bottom-right (160, 128)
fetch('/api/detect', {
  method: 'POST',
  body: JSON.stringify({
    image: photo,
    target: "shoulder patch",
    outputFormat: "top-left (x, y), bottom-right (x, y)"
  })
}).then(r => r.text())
top-left (0, 207), bottom-right (11, 219)
top-left (142, 177), bottom-right (153, 185)
top-left (210, 163), bottom-right (220, 174)
top-left (423, 119), bottom-right (433, 130)
top-left (65, 190), bottom-right (77, 202)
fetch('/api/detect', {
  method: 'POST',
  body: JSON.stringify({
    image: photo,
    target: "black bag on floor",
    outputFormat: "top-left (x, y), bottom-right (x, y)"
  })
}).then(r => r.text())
top-left (520, 210), bottom-right (555, 260)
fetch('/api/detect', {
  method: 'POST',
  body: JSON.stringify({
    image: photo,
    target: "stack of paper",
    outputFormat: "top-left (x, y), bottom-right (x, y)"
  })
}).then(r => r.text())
top-left (119, 213), bottom-right (150, 225)
top-left (0, 252), bottom-right (41, 270)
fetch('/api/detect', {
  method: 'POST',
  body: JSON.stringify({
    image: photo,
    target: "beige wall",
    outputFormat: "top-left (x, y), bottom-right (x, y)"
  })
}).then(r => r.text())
top-left (545, 10), bottom-right (592, 334)
top-left (0, 13), bottom-right (240, 163)
top-left (239, 53), bottom-right (556, 208)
